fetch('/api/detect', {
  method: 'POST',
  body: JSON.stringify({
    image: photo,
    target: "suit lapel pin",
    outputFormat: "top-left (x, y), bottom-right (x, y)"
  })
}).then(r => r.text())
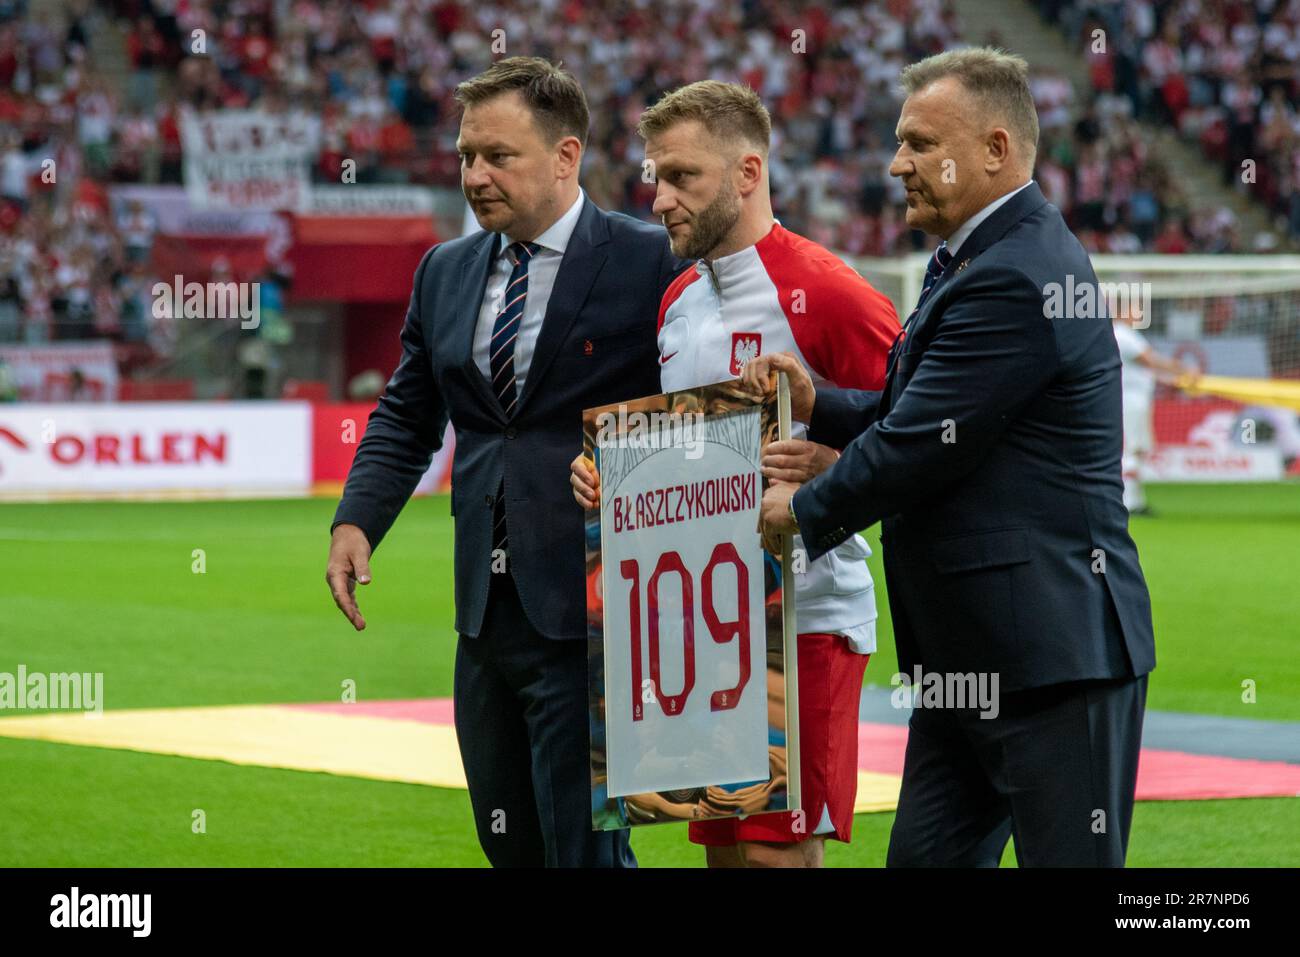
top-left (584, 339), bottom-right (594, 356)
top-left (955, 258), bottom-right (970, 274)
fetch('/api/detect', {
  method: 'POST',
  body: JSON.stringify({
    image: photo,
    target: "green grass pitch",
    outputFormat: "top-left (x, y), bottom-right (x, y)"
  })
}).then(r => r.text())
top-left (0, 483), bottom-right (1296, 866)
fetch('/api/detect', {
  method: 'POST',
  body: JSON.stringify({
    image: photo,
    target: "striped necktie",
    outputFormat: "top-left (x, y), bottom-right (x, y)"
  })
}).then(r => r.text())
top-left (884, 241), bottom-right (955, 384)
top-left (489, 240), bottom-right (540, 417)
top-left (489, 240), bottom-right (538, 568)
top-left (904, 241), bottom-right (953, 332)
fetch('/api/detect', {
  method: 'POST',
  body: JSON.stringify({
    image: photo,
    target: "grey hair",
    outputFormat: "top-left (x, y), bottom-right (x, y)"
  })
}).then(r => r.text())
top-left (900, 47), bottom-right (1039, 164)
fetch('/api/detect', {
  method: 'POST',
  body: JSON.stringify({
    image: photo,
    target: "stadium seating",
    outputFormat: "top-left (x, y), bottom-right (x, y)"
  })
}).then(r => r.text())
top-left (0, 0), bottom-right (1295, 361)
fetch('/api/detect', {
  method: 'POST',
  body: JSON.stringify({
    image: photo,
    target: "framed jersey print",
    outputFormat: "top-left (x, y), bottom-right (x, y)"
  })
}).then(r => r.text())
top-left (585, 375), bottom-right (800, 830)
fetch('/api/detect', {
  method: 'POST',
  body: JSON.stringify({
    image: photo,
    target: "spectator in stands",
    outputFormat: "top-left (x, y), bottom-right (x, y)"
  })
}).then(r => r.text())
top-left (0, 264), bottom-right (17, 342)
top-left (0, 128), bottom-right (30, 209)
top-left (126, 16), bottom-right (164, 111)
top-left (3, 0), bottom-right (1293, 365)
top-left (115, 255), bottom-right (152, 344)
top-left (0, 355), bottom-right (15, 400)
top-left (377, 105), bottom-right (414, 181)
top-left (1042, 0), bottom-right (1298, 251)
top-left (76, 77), bottom-right (115, 179)
top-left (116, 196), bottom-right (154, 262)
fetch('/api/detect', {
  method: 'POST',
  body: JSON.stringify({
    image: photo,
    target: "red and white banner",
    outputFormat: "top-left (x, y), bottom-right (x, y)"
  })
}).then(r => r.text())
top-left (0, 403), bottom-right (311, 497)
top-left (1148, 396), bottom-right (1289, 481)
top-left (305, 186), bottom-right (434, 217)
top-left (311, 402), bottom-right (452, 494)
top-left (3, 394), bottom-right (1284, 499)
top-left (110, 184), bottom-right (434, 232)
top-left (0, 343), bottom-right (119, 402)
top-left (0, 401), bottom-right (457, 499)
top-left (182, 109), bottom-right (321, 211)
top-left (109, 185), bottom-right (280, 236)
top-left (1146, 445), bottom-right (1283, 481)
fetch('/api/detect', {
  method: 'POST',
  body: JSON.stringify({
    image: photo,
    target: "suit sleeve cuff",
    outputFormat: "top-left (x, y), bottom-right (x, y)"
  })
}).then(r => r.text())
top-left (330, 516), bottom-right (375, 549)
top-left (792, 484), bottom-right (850, 564)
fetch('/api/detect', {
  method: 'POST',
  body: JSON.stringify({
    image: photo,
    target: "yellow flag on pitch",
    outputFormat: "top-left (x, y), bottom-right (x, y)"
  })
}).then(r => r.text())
top-left (1176, 374), bottom-right (1300, 413)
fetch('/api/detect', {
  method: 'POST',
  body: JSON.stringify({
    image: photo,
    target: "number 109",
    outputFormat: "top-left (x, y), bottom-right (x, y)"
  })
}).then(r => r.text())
top-left (619, 542), bottom-right (752, 722)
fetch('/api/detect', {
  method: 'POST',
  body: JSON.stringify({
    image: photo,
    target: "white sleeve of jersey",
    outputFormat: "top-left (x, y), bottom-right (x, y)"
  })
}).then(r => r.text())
top-left (1112, 322), bottom-right (1149, 363)
top-left (656, 312), bottom-right (695, 392)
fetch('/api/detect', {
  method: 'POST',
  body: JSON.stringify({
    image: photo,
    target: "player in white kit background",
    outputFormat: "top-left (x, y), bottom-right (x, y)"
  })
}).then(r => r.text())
top-left (1111, 298), bottom-right (1197, 514)
top-left (571, 81), bottom-right (899, 867)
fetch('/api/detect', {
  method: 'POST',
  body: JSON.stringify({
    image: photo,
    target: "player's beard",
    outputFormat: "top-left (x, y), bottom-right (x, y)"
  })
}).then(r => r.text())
top-left (672, 179), bottom-right (742, 261)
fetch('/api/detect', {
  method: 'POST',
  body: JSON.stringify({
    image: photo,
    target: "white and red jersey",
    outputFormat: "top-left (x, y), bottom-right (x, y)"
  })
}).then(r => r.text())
top-left (657, 223), bottom-right (899, 652)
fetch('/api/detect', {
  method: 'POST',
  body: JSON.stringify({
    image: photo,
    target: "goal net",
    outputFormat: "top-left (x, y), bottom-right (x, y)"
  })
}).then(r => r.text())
top-left (851, 254), bottom-right (1300, 483)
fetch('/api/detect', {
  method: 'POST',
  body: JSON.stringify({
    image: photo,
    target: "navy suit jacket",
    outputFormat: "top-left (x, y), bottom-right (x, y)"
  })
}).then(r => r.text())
top-left (794, 182), bottom-right (1156, 692)
top-left (334, 198), bottom-right (685, 640)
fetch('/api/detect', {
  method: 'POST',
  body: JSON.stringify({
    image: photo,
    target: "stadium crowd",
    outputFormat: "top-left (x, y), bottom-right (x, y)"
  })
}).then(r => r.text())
top-left (0, 0), bottom-right (1293, 350)
top-left (1035, 0), bottom-right (1300, 247)
top-left (0, 0), bottom-right (167, 351)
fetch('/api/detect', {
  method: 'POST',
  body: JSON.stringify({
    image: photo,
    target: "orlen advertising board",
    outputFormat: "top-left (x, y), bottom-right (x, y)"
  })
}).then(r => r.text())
top-left (0, 403), bottom-right (311, 498)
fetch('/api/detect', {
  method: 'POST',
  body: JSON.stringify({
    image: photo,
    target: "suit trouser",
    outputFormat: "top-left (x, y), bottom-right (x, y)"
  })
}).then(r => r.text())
top-left (887, 674), bottom-right (1148, 867)
top-left (453, 569), bottom-right (636, 868)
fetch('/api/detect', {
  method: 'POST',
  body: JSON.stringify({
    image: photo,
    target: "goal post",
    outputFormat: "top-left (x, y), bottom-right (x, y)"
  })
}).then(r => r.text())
top-left (848, 254), bottom-right (1300, 482)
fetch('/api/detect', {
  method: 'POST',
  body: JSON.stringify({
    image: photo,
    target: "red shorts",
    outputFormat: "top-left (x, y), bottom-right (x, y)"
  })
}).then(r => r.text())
top-left (688, 632), bottom-right (869, 846)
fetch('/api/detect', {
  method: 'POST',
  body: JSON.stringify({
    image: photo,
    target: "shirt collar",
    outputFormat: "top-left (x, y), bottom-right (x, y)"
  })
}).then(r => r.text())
top-left (945, 180), bottom-right (1033, 258)
top-left (497, 189), bottom-right (585, 257)
top-left (696, 221), bottom-right (778, 284)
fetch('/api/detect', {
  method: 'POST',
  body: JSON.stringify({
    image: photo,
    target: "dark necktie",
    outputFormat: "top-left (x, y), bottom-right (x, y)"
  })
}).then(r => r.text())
top-left (489, 240), bottom-right (540, 417)
top-left (885, 241), bottom-right (955, 383)
top-left (905, 241), bottom-right (953, 332)
top-left (489, 240), bottom-right (539, 566)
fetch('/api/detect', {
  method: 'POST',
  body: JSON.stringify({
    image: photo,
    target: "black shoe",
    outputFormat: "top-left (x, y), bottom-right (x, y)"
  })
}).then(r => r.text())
top-left (1129, 505), bottom-right (1156, 517)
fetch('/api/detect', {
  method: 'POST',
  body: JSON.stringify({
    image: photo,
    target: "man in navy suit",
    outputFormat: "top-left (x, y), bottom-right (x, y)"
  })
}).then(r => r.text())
top-left (326, 58), bottom-right (685, 867)
top-left (748, 49), bottom-right (1155, 866)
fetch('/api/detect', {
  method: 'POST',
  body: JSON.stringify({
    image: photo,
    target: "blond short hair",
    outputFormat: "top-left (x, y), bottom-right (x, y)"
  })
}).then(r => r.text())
top-left (636, 80), bottom-right (771, 154)
top-left (900, 48), bottom-right (1039, 163)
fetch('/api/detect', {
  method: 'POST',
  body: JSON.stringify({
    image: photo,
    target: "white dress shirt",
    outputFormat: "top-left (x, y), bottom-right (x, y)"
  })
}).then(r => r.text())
top-left (945, 180), bottom-right (1034, 257)
top-left (472, 189), bottom-right (586, 396)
